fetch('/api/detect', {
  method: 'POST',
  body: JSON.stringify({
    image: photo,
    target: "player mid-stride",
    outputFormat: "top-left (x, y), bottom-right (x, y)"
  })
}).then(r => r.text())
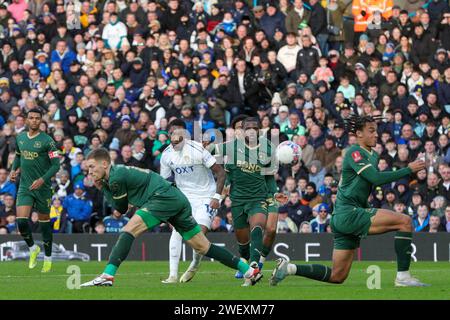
top-left (270, 114), bottom-right (429, 287)
top-left (160, 119), bottom-right (226, 283)
top-left (9, 108), bottom-right (61, 272)
top-left (80, 148), bottom-right (261, 287)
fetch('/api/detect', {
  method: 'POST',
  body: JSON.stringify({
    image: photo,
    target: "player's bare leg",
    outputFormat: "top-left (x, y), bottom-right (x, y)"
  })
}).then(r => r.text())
top-left (270, 248), bottom-right (352, 286)
top-left (16, 206), bottom-right (40, 269)
top-left (186, 231), bottom-right (262, 285)
top-left (369, 209), bottom-right (428, 287)
top-left (38, 212), bottom-right (53, 272)
top-left (260, 212), bottom-right (278, 268)
top-left (179, 225), bottom-right (208, 283)
top-left (81, 214), bottom-right (149, 287)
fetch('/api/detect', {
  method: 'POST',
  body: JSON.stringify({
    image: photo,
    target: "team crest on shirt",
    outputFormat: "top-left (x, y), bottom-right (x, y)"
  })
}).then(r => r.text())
top-left (351, 151), bottom-right (362, 162)
top-left (34, 141), bottom-right (41, 148)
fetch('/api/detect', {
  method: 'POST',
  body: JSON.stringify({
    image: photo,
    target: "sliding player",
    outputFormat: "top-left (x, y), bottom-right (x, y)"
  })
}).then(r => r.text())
top-left (270, 114), bottom-right (428, 287)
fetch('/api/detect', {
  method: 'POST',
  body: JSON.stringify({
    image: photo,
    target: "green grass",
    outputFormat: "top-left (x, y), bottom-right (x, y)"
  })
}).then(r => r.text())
top-left (0, 261), bottom-right (448, 300)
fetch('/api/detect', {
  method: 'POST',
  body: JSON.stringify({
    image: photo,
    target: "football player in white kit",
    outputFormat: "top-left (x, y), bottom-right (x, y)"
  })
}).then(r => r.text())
top-left (160, 119), bottom-right (226, 283)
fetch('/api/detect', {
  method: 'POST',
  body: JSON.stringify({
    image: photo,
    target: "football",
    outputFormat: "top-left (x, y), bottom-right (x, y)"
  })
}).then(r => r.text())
top-left (276, 141), bottom-right (302, 164)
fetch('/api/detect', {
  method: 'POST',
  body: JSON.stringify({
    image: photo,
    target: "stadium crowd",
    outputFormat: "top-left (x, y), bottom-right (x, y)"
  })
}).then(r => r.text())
top-left (0, 0), bottom-right (449, 236)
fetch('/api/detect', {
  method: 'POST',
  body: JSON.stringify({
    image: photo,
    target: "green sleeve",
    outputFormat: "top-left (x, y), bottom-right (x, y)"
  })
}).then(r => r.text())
top-left (12, 151), bottom-right (21, 171)
top-left (109, 169), bottom-right (129, 214)
top-left (265, 174), bottom-right (278, 197)
top-left (41, 138), bottom-right (61, 183)
top-left (359, 165), bottom-right (412, 186)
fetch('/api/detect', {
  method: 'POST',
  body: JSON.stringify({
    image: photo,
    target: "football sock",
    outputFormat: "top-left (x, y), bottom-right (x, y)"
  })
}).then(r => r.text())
top-left (169, 230), bottom-right (182, 278)
top-left (292, 264), bottom-right (332, 282)
top-left (39, 220), bottom-right (53, 257)
top-left (189, 250), bottom-right (203, 270)
top-left (205, 244), bottom-right (249, 274)
top-left (17, 217), bottom-right (34, 248)
top-left (103, 232), bottom-right (135, 277)
top-left (259, 244), bottom-right (272, 264)
top-left (238, 241), bottom-right (250, 261)
top-left (250, 226), bottom-right (263, 263)
top-left (395, 231), bottom-right (413, 272)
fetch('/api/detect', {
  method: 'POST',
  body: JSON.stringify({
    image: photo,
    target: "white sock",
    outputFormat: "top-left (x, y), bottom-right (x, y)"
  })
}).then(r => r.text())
top-left (169, 230), bottom-right (182, 278)
top-left (287, 263), bottom-right (297, 275)
top-left (44, 256), bottom-right (52, 262)
top-left (188, 250), bottom-right (203, 270)
top-left (259, 256), bottom-right (266, 264)
top-left (396, 271), bottom-right (411, 280)
top-left (29, 244), bottom-right (38, 253)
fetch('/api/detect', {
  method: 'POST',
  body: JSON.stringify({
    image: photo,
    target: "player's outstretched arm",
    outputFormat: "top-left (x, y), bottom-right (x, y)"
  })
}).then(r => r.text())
top-left (359, 160), bottom-right (425, 186)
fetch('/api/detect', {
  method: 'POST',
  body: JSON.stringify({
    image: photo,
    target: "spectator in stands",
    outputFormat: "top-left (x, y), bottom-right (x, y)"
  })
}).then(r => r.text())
top-left (95, 221), bottom-right (106, 234)
top-left (103, 209), bottom-right (129, 233)
top-left (50, 197), bottom-right (66, 233)
top-left (0, 168), bottom-right (16, 199)
top-left (299, 221), bottom-right (312, 233)
top-left (210, 216), bottom-right (228, 233)
top-left (63, 182), bottom-right (93, 233)
top-left (310, 203), bottom-right (330, 233)
top-left (277, 206), bottom-right (299, 233)
top-left (428, 215), bottom-right (446, 232)
top-left (413, 204), bottom-right (431, 232)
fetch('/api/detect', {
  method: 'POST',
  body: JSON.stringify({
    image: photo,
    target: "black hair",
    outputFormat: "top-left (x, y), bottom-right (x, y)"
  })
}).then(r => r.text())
top-left (345, 114), bottom-right (384, 134)
top-left (230, 114), bottom-right (248, 130)
top-left (26, 108), bottom-right (43, 117)
top-left (168, 118), bottom-right (186, 130)
top-left (242, 116), bottom-right (261, 128)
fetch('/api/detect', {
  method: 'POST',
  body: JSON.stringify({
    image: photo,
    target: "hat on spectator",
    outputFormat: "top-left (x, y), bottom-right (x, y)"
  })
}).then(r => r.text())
top-left (120, 115), bottom-right (131, 123)
top-left (26, 24), bottom-right (35, 32)
top-left (436, 48), bottom-right (447, 55)
top-left (318, 203), bottom-right (330, 213)
top-left (74, 182), bottom-right (85, 191)
top-left (133, 57), bottom-right (143, 65)
top-left (0, 77), bottom-right (9, 86)
top-left (413, 84), bottom-right (423, 93)
top-left (0, 4), bottom-right (6, 10)
top-left (359, 34), bottom-right (369, 42)
top-left (182, 104), bottom-right (193, 111)
top-left (355, 62), bottom-right (366, 70)
top-left (219, 66), bottom-right (229, 75)
top-left (252, 5), bottom-right (264, 12)
top-left (35, 50), bottom-right (48, 59)
top-left (188, 80), bottom-right (199, 90)
top-left (386, 42), bottom-right (395, 49)
top-left (197, 102), bottom-right (208, 110)
top-left (287, 82), bottom-right (297, 89)
top-left (393, 4), bottom-right (401, 10)
top-left (334, 122), bottom-right (344, 130)
top-left (53, 129), bottom-right (64, 137)
top-left (271, 92), bottom-right (282, 106)
top-left (366, 42), bottom-right (375, 49)
top-left (279, 105), bottom-right (289, 113)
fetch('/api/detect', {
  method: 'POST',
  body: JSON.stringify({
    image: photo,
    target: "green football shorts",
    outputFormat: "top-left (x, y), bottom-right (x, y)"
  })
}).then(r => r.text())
top-left (16, 188), bottom-right (52, 215)
top-left (231, 199), bottom-right (268, 229)
top-left (330, 206), bottom-right (378, 250)
top-left (135, 186), bottom-right (201, 241)
top-left (266, 197), bottom-right (279, 214)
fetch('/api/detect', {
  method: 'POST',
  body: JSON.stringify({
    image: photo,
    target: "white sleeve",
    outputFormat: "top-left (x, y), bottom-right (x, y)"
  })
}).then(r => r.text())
top-left (155, 107), bottom-right (166, 129)
top-left (202, 147), bottom-right (216, 168)
top-left (159, 152), bottom-right (172, 179)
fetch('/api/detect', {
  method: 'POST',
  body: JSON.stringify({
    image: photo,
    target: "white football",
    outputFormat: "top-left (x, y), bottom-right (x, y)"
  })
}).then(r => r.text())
top-left (276, 141), bottom-right (302, 164)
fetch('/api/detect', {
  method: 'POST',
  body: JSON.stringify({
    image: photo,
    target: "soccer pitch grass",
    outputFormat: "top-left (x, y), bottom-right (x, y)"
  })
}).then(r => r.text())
top-left (0, 261), bottom-right (448, 300)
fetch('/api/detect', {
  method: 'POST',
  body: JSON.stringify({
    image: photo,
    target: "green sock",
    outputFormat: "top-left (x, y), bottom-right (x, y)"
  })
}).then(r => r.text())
top-left (238, 241), bottom-right (250, 261)
top-left (103, 232), bottom-right (135, 276)
top-left (250, 226), bottom-right (263, 263)
top-left (17, 218), bottom-right (34, 247)
top-left (39, 221), bottom-right (53, 257)
top-left (261, 244), bottom-right (272, 258)
top-left (295, 264), bottom-right (332, 282)
top-left (205, 244), bottom-right (249, 274)
top-left (395, 231), bottom-right (413, 272)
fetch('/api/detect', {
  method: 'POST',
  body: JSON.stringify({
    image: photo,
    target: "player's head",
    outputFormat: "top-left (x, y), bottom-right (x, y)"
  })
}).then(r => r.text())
top-left (231, 114), bottom-right (248, 139)
top-left (346, 114), bottom-right (383, 147)
top-left (26, 108), bottom-right (43, 131)
top-left (168, 119), bottom-right (188, 150)
top-left (242, 117), bottom-right (261, 145)
top-left (87, 148), bottom-right (111, 181)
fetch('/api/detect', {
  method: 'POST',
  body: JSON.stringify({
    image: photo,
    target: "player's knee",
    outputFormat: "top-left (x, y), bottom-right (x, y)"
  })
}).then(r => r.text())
top-left (192, 241), bottom-right (210, 255)
top-left (265, 225), bottom-right (277, 239)
top-left (329, 272), bottom-right (348, 284)
top-left (400, 215), bottom-right (413, 231)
